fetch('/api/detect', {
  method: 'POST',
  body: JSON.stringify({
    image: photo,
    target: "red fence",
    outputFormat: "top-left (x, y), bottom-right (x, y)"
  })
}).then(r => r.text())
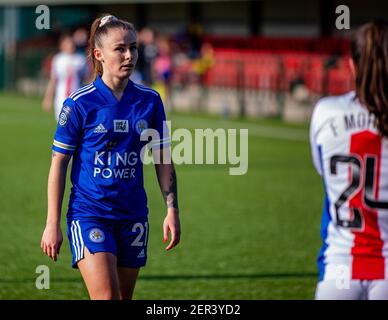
top-left (203, 35), bottom-right (351, 56)
top-left (197, 49), bottom-right (354, 96)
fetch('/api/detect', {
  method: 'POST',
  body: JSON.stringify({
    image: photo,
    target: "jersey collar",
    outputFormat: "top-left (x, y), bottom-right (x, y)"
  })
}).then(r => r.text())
top-left (94, 75), bottom-right (133, 105)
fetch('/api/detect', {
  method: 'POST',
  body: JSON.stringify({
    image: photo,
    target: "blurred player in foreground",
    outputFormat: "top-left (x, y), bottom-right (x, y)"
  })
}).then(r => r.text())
top-left (42, 33), bottom-right (87, 121)
top-left (40, 15), bottom-right (181, 300)
top-left (310, 20), bottom-right (388, 300)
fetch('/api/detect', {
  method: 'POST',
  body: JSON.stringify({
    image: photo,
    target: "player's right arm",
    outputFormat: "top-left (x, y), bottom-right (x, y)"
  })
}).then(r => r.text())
top-left (41, 151), bottom-right (71, 262)
top-left (41, 98), bottom-right (83, 261)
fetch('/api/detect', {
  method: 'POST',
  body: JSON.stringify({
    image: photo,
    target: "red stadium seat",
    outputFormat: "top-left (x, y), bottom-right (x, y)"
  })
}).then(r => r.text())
top-left (204, 35), bottom-right (351, 56)
top-left (327, 68), bottom-right (354, 95)
top-left (178, 45), bottom-right (353, 97)
top-left (303, 56), bottom-right (325, 95)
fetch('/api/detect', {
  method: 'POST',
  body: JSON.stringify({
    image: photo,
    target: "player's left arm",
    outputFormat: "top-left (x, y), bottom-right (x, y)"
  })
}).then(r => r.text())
top-left (154, 149), bottom-right (181, 251)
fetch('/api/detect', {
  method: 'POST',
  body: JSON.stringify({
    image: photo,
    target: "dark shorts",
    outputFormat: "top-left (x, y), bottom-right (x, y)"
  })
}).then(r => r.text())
top-left (66, 216), bottom-right (148, 269)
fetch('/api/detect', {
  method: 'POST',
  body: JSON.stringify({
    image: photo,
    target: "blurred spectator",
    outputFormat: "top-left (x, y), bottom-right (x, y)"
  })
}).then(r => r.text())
top-left (192, 42), bottom-right (215, 83)
top-left (42, 33), bottom-right (88, 121)
top-left (73, 26), bottom-right (93, 82)
top-left (73, 27), bottom-right (89, 55)
top-left (154, 35), bottom-right (173, 110)
top-left (154, 36), bottom-right (172, 84)
top-left (135, 27), bottom-right (158, 86)
top-left (186, 19), bottom-right (203, 59)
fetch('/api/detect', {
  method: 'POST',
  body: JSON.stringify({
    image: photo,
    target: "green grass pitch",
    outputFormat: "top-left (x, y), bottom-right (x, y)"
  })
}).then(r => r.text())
top-left (0, 93), bottom-right (323, 299)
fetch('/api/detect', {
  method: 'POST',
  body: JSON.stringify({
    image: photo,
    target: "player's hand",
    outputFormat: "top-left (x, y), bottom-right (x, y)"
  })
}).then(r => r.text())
top-left (41, 223), bottom-right (63, 262)
top-left (163, 208), bottom-right (181, 251)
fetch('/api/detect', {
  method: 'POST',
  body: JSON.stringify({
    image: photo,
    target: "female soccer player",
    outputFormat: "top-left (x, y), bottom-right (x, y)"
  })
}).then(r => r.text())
top-left (310, 20), bottom-right (388, 300)
top-left (42, 33), bottom-right (88, 122)
top-left (40, 15), bottom-right (181, 300)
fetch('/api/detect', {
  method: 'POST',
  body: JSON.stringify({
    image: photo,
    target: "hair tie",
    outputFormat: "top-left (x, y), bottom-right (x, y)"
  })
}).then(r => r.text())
top-left (99, 15), bottom-right (118, 28)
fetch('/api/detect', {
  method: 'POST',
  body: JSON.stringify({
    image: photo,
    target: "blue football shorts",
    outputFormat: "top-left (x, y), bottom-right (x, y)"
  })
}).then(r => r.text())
top-left (66, 216), bottom-right (149, 269)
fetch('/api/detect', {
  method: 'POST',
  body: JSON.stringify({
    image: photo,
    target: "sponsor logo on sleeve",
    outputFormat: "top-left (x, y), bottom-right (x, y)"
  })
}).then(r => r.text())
top-left (59, 106), bottom-right (71, 126)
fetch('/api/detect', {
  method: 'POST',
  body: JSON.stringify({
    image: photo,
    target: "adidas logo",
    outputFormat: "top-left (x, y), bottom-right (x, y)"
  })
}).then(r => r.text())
top-left (137, 249), bottom-right (145, 259)
top-left (94, 123), bottom-right (107, 133)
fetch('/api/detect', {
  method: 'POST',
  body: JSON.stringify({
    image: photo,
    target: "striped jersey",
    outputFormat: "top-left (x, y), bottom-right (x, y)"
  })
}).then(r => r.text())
top-left (51, 52), bottom-right (87, 121)
top-left (310, 91), bottom-right (388, 281)
top-left (52, 75), bottom-right (170, 220)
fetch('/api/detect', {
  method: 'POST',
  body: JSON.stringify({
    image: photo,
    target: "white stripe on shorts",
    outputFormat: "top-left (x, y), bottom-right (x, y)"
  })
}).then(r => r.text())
top-left (71, 221), bottom-right (80, 261)
top-left (75, 220), bottom-right (84, 260)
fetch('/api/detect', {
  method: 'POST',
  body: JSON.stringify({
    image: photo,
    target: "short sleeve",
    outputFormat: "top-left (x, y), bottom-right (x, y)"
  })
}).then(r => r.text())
top-left (149, 94), bottom-right (170, 150)
top-left (52, 98), bottom-right (83, 155)
top-left (309, 101), bottom-right (323, 176)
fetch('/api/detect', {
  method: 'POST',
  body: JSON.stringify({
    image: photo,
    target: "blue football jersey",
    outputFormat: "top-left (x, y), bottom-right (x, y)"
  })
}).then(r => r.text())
top-left (52, 76), bottom-right (170, 220)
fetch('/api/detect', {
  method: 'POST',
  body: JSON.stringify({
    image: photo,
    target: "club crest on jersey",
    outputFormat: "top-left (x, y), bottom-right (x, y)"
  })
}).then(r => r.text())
top-left (89, 228), bottom-right (105, 243)
top-left (114, 120), bottom-right (129, 133)
top-left (59, 106), bottom-right (71, 126)
top-left (135, 119), bottom-right (148, 135)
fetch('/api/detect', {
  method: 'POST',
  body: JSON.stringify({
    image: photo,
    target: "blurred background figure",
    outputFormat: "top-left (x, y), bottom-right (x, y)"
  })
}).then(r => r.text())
top-left (185, 18), bottom-right (204, 59)
top-left (192, 42), bottom-right (214, 83)
top-left (41, 32), bottom-right (88, 121)
top-left (72, 27), bottom-right (89, 55)
top-left (154, 35), bottom-right (173, 110)
top-left (134, 27), bottom-right (158, 86)
top-left (73, 26), bottom-right (93, 83)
